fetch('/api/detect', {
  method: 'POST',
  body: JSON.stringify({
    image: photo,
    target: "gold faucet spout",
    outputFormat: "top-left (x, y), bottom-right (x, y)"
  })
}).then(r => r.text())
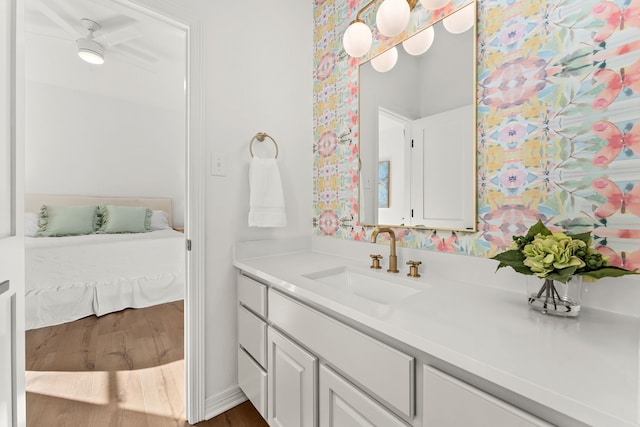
top-left (370, 227), bottom-right (398, 273)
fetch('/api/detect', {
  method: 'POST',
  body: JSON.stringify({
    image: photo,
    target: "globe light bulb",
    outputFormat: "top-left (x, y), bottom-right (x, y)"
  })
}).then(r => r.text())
top-left (371, 46), bottom-right (398, 72)
top-left (343, 20), bottom-right (373, 57)
top-left (376, 0), bottom-right (410, 37)
top-left (443, 3), bottom-right (475, 34)
top-left (402, 26), bottom-right (435, 56)
top-left (419, 0), bottom-right (449, 10)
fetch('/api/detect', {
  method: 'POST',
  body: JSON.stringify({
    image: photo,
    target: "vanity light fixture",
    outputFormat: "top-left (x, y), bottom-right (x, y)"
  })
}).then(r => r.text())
top-left (371, 46), bottom-right (398, 72)
top-left (401, 26), bottom-right (434, 55)
top-left (442, 2), bottom-right (475, 34)
top-left (343, 0), bottom-right (420, 58)
top-left (77, 19), bottom-right (105, 65)
top-left (376, 0), bottom-right (412, 37)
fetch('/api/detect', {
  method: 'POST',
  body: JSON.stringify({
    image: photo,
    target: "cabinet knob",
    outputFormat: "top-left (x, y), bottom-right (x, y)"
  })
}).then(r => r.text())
top-left (406, 260), bottom-right (422, 278)
top-left (370, 254), bottom-right (382, 269)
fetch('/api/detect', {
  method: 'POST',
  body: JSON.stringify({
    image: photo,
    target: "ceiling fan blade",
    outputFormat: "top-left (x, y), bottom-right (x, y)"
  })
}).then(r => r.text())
top-left (115, 44), bottom-right (159, 65)
top-left (95, 26), bottom-right (142, 47)
top-left (97, 15), bottom-right (138, 33)
top-left (109, 50), bottom-right (156, 73)
top-left (31, 0), bottom-right (82, 38)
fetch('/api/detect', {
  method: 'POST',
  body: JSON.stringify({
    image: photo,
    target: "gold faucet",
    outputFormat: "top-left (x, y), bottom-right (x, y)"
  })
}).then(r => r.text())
top-left (370, 227), bottom-right (399, 273)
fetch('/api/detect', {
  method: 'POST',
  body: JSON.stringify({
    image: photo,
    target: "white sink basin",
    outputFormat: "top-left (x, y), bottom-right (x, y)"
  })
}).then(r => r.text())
top-left (302, 266), bottom-right (423, 305)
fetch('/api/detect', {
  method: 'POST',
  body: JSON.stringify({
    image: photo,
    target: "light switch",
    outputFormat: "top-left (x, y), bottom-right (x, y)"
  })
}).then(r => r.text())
top-left (211, 152), bottom-right (226, 176)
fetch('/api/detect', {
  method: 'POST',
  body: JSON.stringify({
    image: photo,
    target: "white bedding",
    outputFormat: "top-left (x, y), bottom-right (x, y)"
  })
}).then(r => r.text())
top-left (25, 229), bottom-right (185, 330)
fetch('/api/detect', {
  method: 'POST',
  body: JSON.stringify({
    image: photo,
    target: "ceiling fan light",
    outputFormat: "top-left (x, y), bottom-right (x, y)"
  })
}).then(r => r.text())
top-left (76, 38), bottom-right (105, 65)
top-left (443, 3), bottom-right (475, 34)
top-left (343, 20), bottom-right (373, 57)
top-left (371, 46), bottom-right (398, 72)
top-left (402, 26), bottom-right (435, 55)
top-left (376, 0), bottom-right (411, 37)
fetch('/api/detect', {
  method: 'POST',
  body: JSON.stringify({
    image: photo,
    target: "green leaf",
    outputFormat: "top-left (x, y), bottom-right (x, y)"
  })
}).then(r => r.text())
top-left (490, 250), bottom-right (533, 275)
top-left (490, 249), bottom-right (524, 263)
top-left (526, 220), bottom-right (551, 239)
top-left (546, 266), bottom-right (578, 283)
top-left (504, 263), bottom-right (535, 275)
top-left (579, 267), bottom-right (639, 280)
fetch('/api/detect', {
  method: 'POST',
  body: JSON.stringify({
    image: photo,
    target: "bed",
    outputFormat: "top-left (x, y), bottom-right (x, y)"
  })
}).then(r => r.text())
top-left (25, 194), bottom-right (185, 330)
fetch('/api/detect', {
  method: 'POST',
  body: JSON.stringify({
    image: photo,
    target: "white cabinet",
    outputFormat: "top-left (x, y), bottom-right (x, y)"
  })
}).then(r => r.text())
top-left (320, 364), bottom-right (409, 427)
top-left (237, 273), bottom-right (269, 419)
top-left (268, 326), bottom-right (318, 427)
top-left (237, 270), bottom-right (559, 427)
top-left (269, 289), bottom-right (414, 419)
top-left (423, 366), bottom-right (553, 427)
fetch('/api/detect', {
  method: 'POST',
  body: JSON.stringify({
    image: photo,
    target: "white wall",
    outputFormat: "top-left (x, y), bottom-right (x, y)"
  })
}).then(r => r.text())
top-left (189, 0), bottom-right (313, 413)
top-left (418, 22), bottom-right (474, 117)
top-left (25, 82), bottom-right (186, 224)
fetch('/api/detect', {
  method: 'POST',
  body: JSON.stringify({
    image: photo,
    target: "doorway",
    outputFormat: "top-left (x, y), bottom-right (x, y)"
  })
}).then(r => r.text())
top-left (20, 0), bottom-right (206, 423)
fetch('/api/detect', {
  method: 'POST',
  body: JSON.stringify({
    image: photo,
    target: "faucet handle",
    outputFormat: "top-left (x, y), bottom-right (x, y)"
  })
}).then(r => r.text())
top-left (370, 254), bottom-right (382, 269)
top-left (406, 260), bottom-right (422, 278)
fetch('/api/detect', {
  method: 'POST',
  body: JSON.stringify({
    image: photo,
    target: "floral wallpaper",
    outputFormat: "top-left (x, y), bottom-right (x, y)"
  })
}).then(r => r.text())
top-left (313, 0), bottom-right (640, 270)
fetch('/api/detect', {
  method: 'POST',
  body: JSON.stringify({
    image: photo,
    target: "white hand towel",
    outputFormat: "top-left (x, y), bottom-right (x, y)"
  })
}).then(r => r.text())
top-left (248, 157), bottom-right (287, 227)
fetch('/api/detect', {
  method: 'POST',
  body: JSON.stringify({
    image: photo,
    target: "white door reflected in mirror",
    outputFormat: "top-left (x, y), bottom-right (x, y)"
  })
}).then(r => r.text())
top-left (359, 4), bottom-right (476, 231)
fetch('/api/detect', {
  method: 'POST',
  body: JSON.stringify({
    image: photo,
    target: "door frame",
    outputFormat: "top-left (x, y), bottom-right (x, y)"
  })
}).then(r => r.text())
top-left (92, 0), bottom-right (206, 423)
top-left (6, 0), bottom-right (26, 425)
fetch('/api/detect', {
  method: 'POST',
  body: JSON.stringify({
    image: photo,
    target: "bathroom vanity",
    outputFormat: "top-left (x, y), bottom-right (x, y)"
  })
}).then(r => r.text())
top-left (234, 238), bottom-right (640, 427)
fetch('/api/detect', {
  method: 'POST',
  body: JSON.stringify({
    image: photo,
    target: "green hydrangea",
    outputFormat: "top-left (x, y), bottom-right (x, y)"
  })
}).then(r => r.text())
top-left (491, 220), bottom-right (637, 283)
top-left (522, 232), bottom-right (586, 278)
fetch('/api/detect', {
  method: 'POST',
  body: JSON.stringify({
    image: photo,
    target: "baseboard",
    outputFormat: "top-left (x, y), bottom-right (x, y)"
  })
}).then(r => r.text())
top-left (204, 385), bottom-right (247, 420)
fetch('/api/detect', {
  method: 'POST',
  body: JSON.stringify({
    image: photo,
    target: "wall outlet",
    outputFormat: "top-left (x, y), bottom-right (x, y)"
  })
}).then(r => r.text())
top-left (211, 152), bottom-right (226, 176)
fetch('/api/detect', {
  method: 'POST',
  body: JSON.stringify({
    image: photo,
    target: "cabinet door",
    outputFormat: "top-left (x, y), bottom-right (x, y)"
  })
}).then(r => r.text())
top-left (423, 366), bottom-right (553, 427)
top-left (268, 327), bottom-right (317, 427)
top-left (320, 365), bottom-right (409, 427)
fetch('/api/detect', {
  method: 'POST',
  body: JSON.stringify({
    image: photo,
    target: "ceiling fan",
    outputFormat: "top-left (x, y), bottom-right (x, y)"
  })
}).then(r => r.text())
top-left (29, 0), bottom-right (159, 69)
top-left (77, 19), bottom-right (104, 65)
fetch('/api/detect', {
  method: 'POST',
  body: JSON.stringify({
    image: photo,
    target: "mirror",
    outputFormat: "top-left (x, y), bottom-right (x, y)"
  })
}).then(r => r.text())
top-left (359, 5), bottom-right (476, 231)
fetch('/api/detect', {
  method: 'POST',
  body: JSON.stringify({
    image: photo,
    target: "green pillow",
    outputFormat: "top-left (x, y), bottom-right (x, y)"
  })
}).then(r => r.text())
top-left (37, 205), bottom-right (99, 237)
top-left (97, 204), bottom-right (152, 234)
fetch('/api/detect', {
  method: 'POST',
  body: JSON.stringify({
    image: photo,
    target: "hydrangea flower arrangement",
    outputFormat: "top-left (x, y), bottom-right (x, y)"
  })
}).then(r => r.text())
top-left (491, 220), bottom-right (636, 283)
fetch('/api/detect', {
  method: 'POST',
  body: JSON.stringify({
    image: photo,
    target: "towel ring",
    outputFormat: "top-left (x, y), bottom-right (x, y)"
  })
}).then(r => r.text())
top-left (249, 132), bottom-right (279, 159)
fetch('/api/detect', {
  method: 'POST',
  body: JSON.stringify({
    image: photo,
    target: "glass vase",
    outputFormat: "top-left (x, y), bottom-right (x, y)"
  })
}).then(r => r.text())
top-left (526, 275), bottom-right (583, 317)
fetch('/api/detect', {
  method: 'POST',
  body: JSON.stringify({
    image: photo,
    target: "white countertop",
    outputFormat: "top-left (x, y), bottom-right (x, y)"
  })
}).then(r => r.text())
top-left (233, 240), bottom-right (640, 427)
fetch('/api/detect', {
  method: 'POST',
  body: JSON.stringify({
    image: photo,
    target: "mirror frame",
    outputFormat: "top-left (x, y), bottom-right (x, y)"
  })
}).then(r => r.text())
top-left (357, 1), bottom-right (478, 232)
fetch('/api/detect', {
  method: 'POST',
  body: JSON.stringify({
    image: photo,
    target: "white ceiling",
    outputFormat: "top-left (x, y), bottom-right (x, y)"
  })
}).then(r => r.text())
top-left (25, 0), bottom-right (186, 111)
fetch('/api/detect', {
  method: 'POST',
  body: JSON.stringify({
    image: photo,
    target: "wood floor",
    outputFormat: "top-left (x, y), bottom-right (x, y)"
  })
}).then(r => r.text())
top-left (25, 301), bottom-right (268, 427)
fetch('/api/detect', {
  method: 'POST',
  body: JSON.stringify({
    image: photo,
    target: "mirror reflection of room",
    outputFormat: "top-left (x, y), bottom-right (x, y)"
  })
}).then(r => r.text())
top-left (359, 9), bottom-right (475, 230)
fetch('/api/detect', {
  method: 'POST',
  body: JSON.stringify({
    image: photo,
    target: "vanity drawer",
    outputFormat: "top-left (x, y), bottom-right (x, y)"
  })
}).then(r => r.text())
top-left (238, 273), bottom-right (268, 318)
top-left (423, 366), bottom-right (553, 427)
top-left (238, 305), bottom-right (267, 368)
top-left (269, 290), bottom-right (414, 419)
top-left (238, 347), bottom-right (267, 420)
